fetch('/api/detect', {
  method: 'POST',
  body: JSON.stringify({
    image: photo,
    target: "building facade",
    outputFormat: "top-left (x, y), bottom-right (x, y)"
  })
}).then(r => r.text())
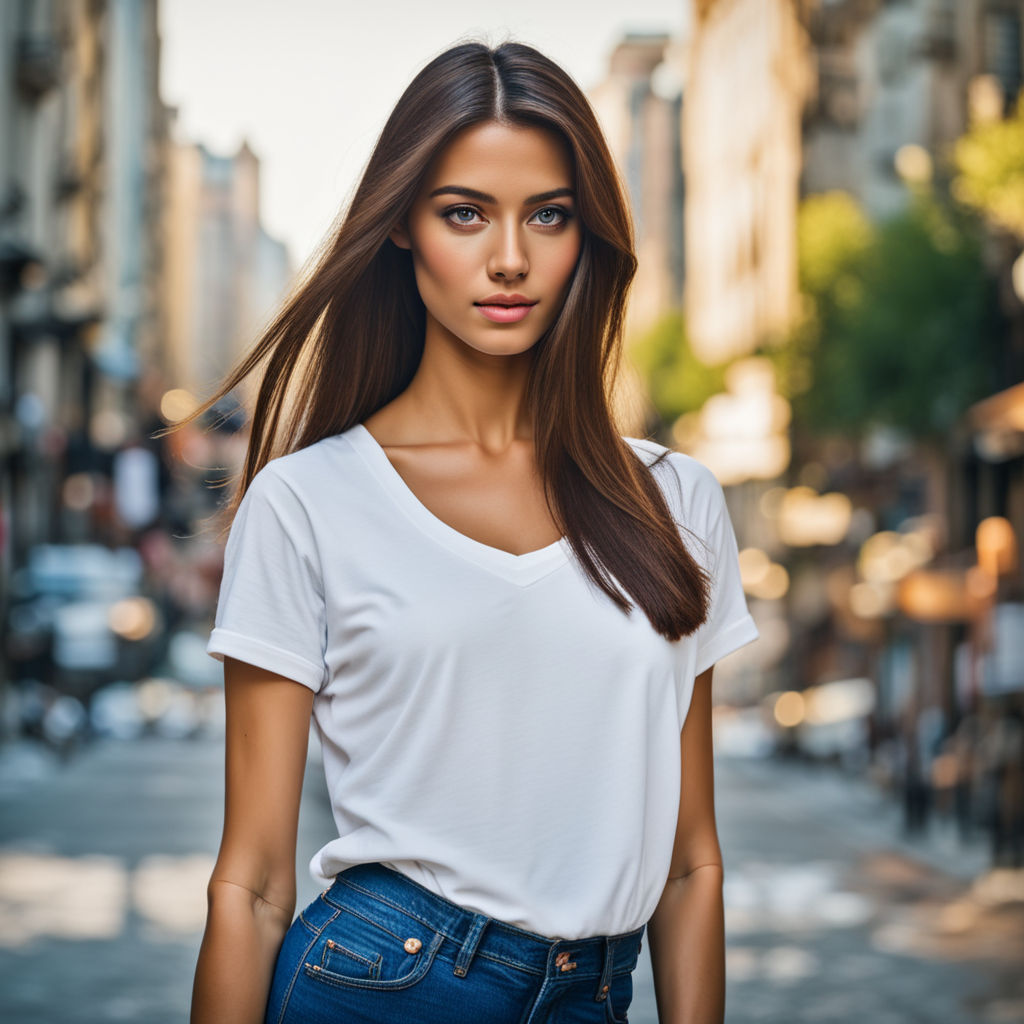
top-left (683, 0), bottom-right (815, 365)
top-left (162, 132), bottom-right (291, 400)
top-left (0, 0), bottom-right (168, 566)
top-left (588, 32), bottom-right (686, 339)
top-left (804, 0), bottom-right (1024, 218)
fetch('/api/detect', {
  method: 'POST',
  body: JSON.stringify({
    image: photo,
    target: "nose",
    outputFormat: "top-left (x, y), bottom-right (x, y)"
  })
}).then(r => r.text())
top-left (488, 219), bottom-right (528, 280)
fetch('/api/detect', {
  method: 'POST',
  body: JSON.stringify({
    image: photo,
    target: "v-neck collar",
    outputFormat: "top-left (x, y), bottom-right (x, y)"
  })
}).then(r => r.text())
top-left (343, 423), bottom-right (572, 587)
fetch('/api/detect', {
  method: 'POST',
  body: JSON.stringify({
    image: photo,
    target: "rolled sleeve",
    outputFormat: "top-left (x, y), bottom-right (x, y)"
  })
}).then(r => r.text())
top-left (691, 471), bottom-right (759, 675)
top-left (206, 464), bottom-right (328, 692)
top-left (659, 453), bottom-right (759, 676)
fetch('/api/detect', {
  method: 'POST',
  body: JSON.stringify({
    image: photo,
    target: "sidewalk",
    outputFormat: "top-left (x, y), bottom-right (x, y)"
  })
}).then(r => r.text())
top-left (745, 755), bottom-right (995, 883)
top-left (705, 753), bottom-right (1024, 1024)
top-left (1, 736), bottom-right (1021, 1023)
top-left (0, 733), bottom-right (332, 1024)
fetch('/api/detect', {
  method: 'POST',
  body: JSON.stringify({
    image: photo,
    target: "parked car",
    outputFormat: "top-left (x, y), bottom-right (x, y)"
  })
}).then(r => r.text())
top-left (5, 543), bottom-right (165, 702)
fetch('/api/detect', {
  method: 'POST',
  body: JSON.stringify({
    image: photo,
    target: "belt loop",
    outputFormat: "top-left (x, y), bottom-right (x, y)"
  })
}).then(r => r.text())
top-left (594, 936), bottom-right (614, 1001)
top-left (453, 912), bottom-right (489, 978)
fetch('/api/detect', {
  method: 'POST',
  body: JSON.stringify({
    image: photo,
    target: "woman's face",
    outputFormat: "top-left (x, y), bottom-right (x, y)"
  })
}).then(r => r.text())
top-left (389, 120), bottom-right (582, 359)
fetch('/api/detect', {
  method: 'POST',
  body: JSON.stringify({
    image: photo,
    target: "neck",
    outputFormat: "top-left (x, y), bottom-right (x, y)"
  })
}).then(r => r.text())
top-left (399, 315), bottom-right (537, 452)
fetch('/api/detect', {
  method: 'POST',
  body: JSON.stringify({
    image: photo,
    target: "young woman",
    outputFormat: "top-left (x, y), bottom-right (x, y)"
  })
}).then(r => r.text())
top-left (187, 38), bottom-right (758, 1024)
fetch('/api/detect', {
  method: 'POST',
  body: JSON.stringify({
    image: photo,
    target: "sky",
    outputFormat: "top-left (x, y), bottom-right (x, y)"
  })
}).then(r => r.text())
top-left (158, 0), bottom-right (691, 264)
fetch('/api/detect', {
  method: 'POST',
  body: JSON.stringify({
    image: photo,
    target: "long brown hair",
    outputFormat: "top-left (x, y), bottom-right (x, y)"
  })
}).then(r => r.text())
top-left (164, 39), bottom-right (710, 642)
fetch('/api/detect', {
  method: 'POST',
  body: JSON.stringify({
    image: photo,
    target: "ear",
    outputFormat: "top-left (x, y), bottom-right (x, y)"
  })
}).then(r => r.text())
top-left (388, 218), bottom-right (411, 250)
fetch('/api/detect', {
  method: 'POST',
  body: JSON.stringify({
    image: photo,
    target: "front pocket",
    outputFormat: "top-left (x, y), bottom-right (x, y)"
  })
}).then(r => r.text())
top-left (303, 903), bottom-right (443, 991)
top-left (321, 936), bottom-right (383, 980)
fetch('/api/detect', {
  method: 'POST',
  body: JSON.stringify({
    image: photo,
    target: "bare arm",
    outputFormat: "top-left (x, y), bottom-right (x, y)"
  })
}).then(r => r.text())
top-left (647, 666), bottom-right (726, 1024)
top-left (190, 657), bottom-right (315, 1024)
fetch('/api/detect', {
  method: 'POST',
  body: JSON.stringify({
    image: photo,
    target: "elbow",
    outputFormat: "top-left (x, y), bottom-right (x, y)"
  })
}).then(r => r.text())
top-left (206, 867), bottom-right (297, 923)
top-left (663, 861), bottom-right (724, 885)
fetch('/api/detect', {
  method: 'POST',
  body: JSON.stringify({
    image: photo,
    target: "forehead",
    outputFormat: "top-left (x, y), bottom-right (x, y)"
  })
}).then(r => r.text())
top-left (421, 121), bottom-right (574, 195)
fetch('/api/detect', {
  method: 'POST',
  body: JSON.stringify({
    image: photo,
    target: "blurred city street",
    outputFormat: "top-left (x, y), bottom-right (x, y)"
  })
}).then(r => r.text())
top-left (4, 2), bottom-right (1024, 1023)
top-left (1, 732), bottom-right (1021, 1024)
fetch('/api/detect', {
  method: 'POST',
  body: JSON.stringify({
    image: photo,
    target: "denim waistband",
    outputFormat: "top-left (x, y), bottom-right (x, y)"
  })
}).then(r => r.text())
top-left (317, 861), bottom-right (645, 983)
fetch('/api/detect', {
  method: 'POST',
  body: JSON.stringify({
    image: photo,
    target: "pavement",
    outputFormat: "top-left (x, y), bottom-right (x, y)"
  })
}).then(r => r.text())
top-left (0, 734), bottom-right (1021, 1023)
top-left (683, 756), bottom-right (1024, 1024)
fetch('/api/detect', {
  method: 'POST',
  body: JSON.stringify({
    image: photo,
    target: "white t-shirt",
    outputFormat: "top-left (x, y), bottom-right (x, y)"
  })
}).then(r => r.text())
top-left (206, 423), bottom-right (759, 939)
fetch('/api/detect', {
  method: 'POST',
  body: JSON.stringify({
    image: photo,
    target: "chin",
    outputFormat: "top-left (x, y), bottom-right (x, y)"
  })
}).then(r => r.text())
top-left (427, 309), bottom-right (546, 358)
top-left (466, 336), bottom-right (540, 358)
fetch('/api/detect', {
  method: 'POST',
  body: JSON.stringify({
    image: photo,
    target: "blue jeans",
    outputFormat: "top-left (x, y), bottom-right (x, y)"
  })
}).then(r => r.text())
top-left (266, 861), bottom-right (646, 1023)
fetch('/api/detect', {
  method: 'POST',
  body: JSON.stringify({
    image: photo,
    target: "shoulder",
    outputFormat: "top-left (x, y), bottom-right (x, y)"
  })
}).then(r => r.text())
top-left (230, 432), bottom-right (364, 543)
top-left (621, 435), bottom-right (726, 528)
top-left (243, 431), bottom-right (359, 505)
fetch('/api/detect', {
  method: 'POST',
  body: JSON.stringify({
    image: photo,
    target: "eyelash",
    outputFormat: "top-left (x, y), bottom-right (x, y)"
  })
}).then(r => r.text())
top-left (441, 204), bottom-right (574, 229)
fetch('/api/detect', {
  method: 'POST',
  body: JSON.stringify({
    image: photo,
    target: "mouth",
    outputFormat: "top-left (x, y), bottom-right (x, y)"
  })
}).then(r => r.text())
top-left (474, 302), bottom-right (537, 324)
top-left (475, 293), bottom-right (537, 307)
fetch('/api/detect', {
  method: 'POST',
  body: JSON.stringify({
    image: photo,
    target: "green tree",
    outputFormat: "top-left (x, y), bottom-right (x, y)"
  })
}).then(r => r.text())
top-left (628, 309), bottom-right (727, 426)
top-left (767, 191), bottom-right (875, 403)
top-left (784, 191), bottom-right (1001, 439)
top-left (797, 190), bottom-right (875, 295)
top-left (952, 95), bottom-right (1024, 237)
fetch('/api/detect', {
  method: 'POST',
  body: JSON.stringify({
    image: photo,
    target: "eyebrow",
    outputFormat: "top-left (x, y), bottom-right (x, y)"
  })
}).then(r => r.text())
top-left (427, 185), bottom-right (576, 205)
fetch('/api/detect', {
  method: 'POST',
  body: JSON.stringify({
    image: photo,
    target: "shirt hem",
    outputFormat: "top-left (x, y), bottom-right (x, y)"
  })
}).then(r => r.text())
top-left (694, 614), bottom-right (760, 676)
top-left (206, 627), bottom-right (325, 692)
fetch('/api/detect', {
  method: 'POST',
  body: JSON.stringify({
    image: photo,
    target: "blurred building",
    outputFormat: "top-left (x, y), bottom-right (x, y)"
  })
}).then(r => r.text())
top-left (0, 0), bottom-right (168, 568)
top-left (588, 33), bottom-right (686, 338)
top-left (804, 0), bottom-right (1024, 218)
top-left (0, 0), bottom-right (174, 719)
top-left (779, 2), bottom-right (1024, 852)
top-left (0, 2), bottom-right (290, 719)
top-left (162, 132), bottom-right (291, 398)
top-left (683, 0), bottom-right (815, 365)
top-left (795, 0), bottom-right (1024, 714)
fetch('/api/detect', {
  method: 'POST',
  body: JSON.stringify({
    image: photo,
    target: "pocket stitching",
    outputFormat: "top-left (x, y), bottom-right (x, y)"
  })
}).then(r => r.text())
top-left (297, 911), bottom-right (321, 938)
top-left (331, 903), bottom-right (409, 946)
top-left (326, 877), bottom-right (441, 936)
top-left (604, 970), bottom-right (633, 1024)
top-left (303, 929), bottom-right (444, 991)
top-left (320, 937), bottom-right (383, 976)
top-left (605, 1001), bottom-right (629, 1024)
top-left (274, 906), bottom-right (341, 1024)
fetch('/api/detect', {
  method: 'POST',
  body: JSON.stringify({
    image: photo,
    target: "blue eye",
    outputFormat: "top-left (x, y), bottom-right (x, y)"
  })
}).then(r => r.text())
top-left (532, 206), bottom-right (572, 226)
top-left (440, 204), bottom-right (574, 228)
top-left (443, 205), bottom-right (482, 225)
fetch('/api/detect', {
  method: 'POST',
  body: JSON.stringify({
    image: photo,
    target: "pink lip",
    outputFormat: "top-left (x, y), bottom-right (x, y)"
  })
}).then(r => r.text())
top-left (475, 304), bottom-right (535, 324)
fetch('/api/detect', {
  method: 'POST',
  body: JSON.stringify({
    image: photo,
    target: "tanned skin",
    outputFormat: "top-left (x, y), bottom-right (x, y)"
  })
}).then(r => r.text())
top-left (646, 665), bottom-right (727, 1024)
top-left (190, 662), bottom-right (313, 1023)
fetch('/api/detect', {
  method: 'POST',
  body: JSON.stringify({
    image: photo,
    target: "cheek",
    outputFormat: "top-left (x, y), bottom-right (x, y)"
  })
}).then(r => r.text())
top-left (542, 232), bottom-right (582, 296)
top-left (412, 228), bottom-right (475, 295)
